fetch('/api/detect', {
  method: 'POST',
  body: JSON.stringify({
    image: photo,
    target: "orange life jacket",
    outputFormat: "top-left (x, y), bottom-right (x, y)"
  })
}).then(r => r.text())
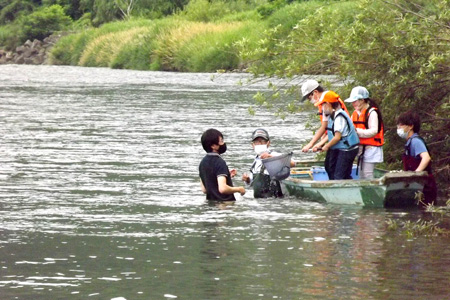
top-left (351, 107), bottom-right (384, 146)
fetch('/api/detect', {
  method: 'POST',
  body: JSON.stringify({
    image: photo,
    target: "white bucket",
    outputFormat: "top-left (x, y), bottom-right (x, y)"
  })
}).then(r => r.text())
top-left (261, 152), bottom-right (293, 181)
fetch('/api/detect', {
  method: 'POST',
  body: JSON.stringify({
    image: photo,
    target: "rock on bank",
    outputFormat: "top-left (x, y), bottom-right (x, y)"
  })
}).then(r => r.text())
top-left (0, 34), bottom-right (62, 65)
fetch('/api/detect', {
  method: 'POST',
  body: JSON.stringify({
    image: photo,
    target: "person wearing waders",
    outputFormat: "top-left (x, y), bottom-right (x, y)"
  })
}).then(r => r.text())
top-left (397, 111), bottom-right (437, 206)
top-left (242, 129), bottom-right (296, 198)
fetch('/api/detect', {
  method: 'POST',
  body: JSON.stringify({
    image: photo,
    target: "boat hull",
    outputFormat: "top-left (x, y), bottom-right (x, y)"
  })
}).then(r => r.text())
top-left (284, 162), bottom-right (429, 208)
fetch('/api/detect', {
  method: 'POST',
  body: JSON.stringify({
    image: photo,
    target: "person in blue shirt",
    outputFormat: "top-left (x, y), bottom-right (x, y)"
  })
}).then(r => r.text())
top-left (199, 128), bottom-right (245, 201)
top-left (397, 111), bottom-right (437, 205)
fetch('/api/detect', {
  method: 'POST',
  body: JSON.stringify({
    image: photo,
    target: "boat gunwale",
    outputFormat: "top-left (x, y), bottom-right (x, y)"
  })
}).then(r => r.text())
top-left (287, 161), bottom-right (429, 188)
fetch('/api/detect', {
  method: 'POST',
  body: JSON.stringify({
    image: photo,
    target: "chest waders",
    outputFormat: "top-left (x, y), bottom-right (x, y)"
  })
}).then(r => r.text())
top-left (402, 136), bottom-right (437, 205)
top-left (252, 164), bottom-right (283, 198)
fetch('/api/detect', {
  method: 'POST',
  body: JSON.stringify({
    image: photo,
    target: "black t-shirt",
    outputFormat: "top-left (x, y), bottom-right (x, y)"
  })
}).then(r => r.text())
top-left (199, 153), bottom-right (236, 201)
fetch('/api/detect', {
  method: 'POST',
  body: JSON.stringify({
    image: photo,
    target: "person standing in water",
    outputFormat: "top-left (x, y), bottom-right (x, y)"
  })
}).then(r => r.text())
top-left (242, 128), bottom-right (296, 198)
top-left (199, 128), bottom-right (245, 201)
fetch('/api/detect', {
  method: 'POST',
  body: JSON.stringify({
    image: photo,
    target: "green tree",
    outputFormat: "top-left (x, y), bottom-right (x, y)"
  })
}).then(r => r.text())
top-left (240, 0), bottom-right (450, 192)
top-left (20, 4), bottom-right (72, 41)
top-left (42, 0), bottom-right (83, 19)
top-left (0, 0), bottom-right (35, 24)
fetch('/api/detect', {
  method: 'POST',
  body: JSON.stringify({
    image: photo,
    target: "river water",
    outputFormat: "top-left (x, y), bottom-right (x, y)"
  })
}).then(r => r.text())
top-left (0, 65), bottom-right (448, 300)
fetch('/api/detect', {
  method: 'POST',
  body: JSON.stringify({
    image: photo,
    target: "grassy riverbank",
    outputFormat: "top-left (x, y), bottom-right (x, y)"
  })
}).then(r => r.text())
top-left (49, 0), bottom-right (345, 72)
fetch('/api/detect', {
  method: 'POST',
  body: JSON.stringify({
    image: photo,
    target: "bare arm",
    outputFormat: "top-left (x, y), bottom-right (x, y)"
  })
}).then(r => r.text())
top-left (322, 131), bottom-right (342, 152)
top-left (313, 135), bottom-right (328, 151)
top-left (303, 121), bottom-right (328, 152)
top-left (218, 176), bottom-right (245, 195)
top-left (200, 180), bottom-right (206, 194)
top-left (416, 152), bottom-right (431, 172)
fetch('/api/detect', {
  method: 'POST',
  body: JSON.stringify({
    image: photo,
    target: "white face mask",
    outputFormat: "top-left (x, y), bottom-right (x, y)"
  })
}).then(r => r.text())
top-left (254, 144), bottom-right (268, 155)
top-left (322, 103), bottom-right (334, 116)
top-left (309, 92), bottom-right (317, 104)
top-left (397, 128), bottom-right (410, 139)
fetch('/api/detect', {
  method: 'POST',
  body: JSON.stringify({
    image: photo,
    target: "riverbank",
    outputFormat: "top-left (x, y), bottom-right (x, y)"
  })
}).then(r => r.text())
top-left (46, 0), bottom-right (329, 72)
top-left (0, 34), bottom-right (62, 65)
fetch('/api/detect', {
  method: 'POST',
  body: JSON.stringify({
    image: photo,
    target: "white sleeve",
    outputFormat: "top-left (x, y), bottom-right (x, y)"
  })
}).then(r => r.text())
top-left (333, 115), bottom-right (347, 134)
top-left (356, 110), bottom-right (378, 138)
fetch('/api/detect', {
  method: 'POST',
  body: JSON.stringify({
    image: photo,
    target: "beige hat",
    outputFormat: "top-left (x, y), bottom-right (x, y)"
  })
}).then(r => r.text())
top-left (301, 79), bottom-right (319, 100)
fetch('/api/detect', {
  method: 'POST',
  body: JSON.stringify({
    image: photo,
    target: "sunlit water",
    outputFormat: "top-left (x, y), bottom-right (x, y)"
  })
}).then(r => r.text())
top-left (0, 65), bottom-right (448, 299)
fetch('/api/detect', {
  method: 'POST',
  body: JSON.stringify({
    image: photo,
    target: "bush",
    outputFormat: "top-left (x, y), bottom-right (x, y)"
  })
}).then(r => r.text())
top-left (0, 24), bottom-right (22, 50)
top-left (266, 1), bottom-right (324, 35)
top-left (19, 4), bottom-right (72, 41)
top-left (0, 0), bottom-right (34, 25)
top-left (179, 0), bottom-right (260, 22)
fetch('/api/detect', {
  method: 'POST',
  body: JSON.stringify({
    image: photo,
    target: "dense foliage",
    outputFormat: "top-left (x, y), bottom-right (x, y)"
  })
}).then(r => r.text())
top-left (239, 0), bottom-right (450, 193)
top-left (0, 0), bottom-right (191, 49)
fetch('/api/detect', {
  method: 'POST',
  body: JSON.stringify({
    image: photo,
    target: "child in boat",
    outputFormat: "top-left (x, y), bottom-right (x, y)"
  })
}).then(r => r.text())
top-left (344, 86), bottom-right (384, 179)
top-left (397, 111), bottom-right (437, 205)
top-left (199, 128), bottom-right (245, 201)
top-left (300, 79), bottom-right (350, 153)
top-left (313, 91), bottom-right (360, 180)
top-left (242, 128), bottom-right (296, 198)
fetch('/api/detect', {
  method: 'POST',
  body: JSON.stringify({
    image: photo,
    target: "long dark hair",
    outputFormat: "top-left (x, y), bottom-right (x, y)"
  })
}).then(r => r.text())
top-left (364, 98), bottom-right (384, 131)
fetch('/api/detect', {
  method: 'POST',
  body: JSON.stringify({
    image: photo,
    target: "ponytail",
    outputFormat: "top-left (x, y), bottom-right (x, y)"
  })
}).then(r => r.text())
top-left (365, 98), bottom-right (384, 132)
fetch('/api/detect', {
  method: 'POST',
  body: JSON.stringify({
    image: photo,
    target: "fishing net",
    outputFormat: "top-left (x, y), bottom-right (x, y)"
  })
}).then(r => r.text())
top-left (261, 152), bottom-right (293, 181)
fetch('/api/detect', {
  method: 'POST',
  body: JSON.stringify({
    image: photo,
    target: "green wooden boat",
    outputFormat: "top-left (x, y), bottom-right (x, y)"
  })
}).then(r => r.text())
top-left (284, 161), bottom-right (429, 208)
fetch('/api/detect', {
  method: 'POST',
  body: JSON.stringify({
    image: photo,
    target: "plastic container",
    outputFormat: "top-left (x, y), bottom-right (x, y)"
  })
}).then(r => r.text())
top-left (290, 170), bottom-right (313, 179)
top-left (261, 152), bottom-right (293, 181)
top-left (311, 165), bottom-right (359, 181)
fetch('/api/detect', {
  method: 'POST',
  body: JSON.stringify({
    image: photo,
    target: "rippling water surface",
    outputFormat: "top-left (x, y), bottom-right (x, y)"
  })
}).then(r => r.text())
top-left (0, 65), bottom-right (449, 299)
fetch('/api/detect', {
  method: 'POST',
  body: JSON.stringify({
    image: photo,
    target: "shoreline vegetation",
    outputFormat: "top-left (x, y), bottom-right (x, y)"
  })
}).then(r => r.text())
top-left (0, 0), bottom-right (448, 199)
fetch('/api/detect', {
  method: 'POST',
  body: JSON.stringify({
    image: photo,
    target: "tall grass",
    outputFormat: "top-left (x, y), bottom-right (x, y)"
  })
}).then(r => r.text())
top-left (179, 0), bottom-right (264, 22)
top-left (50, 16), bottom-right (265, 72)
top-left (50, 19), bottom-right (155, 66)
top-left (52, 0), bottom-right (371, 72)
top-left (175, 21), bottom-right (262, 72)
top-left (266, 1), bottom-right (325, 35)
top-left (78, 27), bottom-right (150, 67)
top-left (152, 21), bottom-right (257, 72)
